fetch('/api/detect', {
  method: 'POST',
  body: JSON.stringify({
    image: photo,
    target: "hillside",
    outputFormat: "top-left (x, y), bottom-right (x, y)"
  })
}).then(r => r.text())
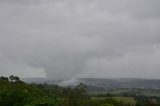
top-left (23, 78), bottom-right (160, 90)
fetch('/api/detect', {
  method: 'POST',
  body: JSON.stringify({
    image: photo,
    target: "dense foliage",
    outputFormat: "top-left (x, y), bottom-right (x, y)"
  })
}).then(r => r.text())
top-left (0, 75), bottom-right (160, 106)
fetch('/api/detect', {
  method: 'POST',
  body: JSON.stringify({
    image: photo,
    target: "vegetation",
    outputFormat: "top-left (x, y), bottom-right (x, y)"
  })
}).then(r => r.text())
top-left (0, 75), bottom-right (160, 106)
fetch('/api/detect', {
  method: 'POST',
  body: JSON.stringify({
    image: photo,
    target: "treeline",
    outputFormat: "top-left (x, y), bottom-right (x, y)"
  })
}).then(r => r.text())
top-left (0, 75), bottom-right (160, 106)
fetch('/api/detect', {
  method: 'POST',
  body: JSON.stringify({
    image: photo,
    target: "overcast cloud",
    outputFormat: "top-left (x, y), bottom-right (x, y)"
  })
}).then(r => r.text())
top-left (0, 0), bottom-right (160, 79)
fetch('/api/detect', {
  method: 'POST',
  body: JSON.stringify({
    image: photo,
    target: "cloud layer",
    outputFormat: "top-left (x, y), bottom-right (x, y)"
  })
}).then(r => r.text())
top-left (0, 0), bottom-right (160, 79)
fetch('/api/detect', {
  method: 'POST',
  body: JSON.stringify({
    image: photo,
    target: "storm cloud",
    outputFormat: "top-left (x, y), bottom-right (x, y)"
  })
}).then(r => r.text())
top-left (0, 0), bottom-right (160, 79)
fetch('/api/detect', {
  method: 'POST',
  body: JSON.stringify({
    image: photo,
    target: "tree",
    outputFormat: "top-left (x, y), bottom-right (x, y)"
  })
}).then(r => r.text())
top-left (9, 75), bottom-right (20, 83)
top-left (24, 97), bottom-right (59, 106)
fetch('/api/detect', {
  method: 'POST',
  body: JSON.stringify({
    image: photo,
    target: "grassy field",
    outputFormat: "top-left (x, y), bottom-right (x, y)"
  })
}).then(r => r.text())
top-left (91, 96), bottom-right (136, 106)
top-left (112, 97), bottom-right (136, 105)
top-left (107, 88), bottom-right (160, 97)
top-left (143, 90), bottom-right (160, 97)
top-left (108, 89), bottom-right (130, 95)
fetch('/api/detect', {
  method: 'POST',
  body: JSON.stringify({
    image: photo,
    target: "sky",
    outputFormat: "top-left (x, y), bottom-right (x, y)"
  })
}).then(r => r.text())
top-left (0, 0), bottom-right (160, 79)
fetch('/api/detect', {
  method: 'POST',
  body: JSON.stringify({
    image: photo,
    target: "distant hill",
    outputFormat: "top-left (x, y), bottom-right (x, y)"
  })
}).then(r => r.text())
top-left (79, 78), bottom-right (160, 90)
top-left (22, 78), bottom-right (160, 90)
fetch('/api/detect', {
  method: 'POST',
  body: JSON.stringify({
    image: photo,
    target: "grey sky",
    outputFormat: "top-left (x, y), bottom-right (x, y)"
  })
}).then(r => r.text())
top-left (0, 0), bottom-right (160, 79)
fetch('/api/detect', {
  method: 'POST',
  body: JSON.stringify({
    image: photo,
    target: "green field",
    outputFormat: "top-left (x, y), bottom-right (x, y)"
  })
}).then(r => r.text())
top-left (107, 88), bottom-right (160, 97)
top-left (112, 97), bottom-right (136, 105)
